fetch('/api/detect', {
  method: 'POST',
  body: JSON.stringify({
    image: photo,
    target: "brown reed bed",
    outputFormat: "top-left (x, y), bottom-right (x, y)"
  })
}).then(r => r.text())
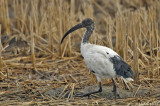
top-left (0, 0), bottom-right (160, 105)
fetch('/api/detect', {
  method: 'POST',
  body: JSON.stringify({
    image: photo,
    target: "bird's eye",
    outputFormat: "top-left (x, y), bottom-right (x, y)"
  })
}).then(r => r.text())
top-left (106, 52), bottom-right (109, 54)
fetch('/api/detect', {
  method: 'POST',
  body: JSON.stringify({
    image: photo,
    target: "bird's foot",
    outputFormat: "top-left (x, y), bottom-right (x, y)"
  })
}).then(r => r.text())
top-left (112, 90), bottom-right (120, 100)
top-left (75, 93), bottom-right (91, 99)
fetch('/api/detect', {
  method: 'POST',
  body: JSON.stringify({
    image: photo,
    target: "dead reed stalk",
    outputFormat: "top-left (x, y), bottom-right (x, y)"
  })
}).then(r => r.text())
top-left (132, 12), bottom-right (139, 83)
top-left (0, 0), bottom-right (11, 35)
top-left (30, 17), bottom-right (36, 69)
top-left (0, 24), bottom-right (3, 70)
top-left (59, 0), bottom-right (63, 57)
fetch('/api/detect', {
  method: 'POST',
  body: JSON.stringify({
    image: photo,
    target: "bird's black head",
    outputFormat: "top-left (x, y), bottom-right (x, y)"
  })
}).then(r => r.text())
top-left (81, 18), bottom-right (94, 28)
top-left (61, 18), bottom-right (94, 44)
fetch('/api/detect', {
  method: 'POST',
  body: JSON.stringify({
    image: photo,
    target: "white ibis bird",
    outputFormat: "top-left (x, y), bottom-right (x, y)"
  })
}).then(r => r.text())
top-left (61, 18), bottom-right (133, 99)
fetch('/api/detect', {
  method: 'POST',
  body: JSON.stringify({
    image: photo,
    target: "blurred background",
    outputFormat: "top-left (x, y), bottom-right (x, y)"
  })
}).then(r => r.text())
top-left (0, 0), bottom-right (160, 105)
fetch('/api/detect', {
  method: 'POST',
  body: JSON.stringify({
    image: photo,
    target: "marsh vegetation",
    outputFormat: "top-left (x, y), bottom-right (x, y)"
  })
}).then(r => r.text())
top-left (0, 0), bottom-right (160, 105)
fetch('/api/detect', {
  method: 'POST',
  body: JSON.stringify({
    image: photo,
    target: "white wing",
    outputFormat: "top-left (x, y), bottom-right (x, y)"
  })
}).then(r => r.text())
top-left (80, 43), bottom-right (118, 79)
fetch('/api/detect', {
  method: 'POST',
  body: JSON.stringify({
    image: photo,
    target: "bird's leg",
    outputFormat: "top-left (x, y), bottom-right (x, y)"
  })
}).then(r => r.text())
top-left (112, 78), bottom-right (117, 100)
top-left (76, 82), bottom-right (102, 98)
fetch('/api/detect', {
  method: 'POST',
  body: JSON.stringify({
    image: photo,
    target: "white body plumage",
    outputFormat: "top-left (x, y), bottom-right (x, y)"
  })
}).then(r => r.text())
top-left (81, 43), bottom-right (133, 82)
top-left (81, 43), bottom-right (117, 81)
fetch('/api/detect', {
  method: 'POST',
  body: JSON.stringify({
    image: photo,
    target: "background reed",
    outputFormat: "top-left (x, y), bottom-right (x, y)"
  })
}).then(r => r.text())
top-left (0, 0), bottom-right (159, 105)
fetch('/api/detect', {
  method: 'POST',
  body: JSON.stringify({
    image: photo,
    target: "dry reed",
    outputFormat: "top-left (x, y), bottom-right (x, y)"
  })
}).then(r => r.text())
top-left (0, 0), bottom-right (160, 105)
top-left (0, 24), bottom-right (3, 70)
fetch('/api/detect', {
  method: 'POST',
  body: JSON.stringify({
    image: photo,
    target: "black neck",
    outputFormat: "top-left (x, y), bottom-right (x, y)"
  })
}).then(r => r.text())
top-left (82, 24), bottom-right (94, 44)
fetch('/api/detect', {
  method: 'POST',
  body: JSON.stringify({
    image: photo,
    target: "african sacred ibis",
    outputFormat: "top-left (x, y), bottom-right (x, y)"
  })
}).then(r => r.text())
top-left (61, 18), bottom-right (133, 99)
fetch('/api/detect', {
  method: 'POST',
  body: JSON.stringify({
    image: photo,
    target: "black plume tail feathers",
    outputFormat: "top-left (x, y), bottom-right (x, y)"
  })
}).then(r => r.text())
top-left (110, 55), bottom-right (134, 82)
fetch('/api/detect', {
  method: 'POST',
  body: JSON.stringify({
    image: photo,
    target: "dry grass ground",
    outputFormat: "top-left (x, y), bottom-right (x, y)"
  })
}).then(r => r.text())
top-left (0, 0), bottom-right (160, 105)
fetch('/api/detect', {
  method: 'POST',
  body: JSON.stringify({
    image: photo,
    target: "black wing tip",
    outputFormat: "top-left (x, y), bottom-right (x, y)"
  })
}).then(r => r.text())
top-left (110, 55), bottom-right (133, 78)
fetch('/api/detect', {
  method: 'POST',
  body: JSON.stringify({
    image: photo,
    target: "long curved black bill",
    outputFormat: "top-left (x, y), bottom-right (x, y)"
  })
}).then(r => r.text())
top-left (61, 23), bottom-right (83, 44)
